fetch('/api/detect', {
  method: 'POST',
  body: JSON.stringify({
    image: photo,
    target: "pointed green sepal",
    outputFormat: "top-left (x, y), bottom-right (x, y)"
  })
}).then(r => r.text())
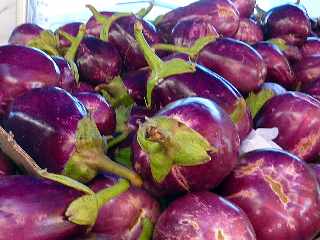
top-left (137, 116), bottom-right (215, 183)
top-left (246, 89), bottom-right (275, 118)
top-left (230, 98), bottom-right (247, 125)
top-left (114, 147), bottom-right (133, 169)
top-left (27, 30), bottom-right (60, 56)
top-left (138, 217), bottom-right (154, 240)
top-left (267, 38), bottom-right (289, 51)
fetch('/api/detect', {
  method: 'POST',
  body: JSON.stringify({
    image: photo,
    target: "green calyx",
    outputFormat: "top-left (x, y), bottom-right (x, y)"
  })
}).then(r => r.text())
top-left (267, 38), bottom-right (289, 51)
top-left (63, 117), bottom-right (143, 187)
top-left (66, 178), bottom-right (130, 228)
top-left (27, 30), bottom-right (60, 56)
top-left (138, 217), bottom-right (154, 240)
top-left (134, 21), bottom-right (196, 108)
top-left (137, 116), bottom-right (216, 183)
top-left (114, 147), bottom-right (133, 169)
top-left (230, 98), bottom-right (247, 125)
top-left (246, 89), bottom-right (275, 118)
top-left (152, 35), bottom-right (217, 60)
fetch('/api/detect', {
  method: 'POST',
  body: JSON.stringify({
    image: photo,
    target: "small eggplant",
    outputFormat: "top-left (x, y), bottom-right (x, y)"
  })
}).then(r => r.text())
top-left (133, 97), bottom-right (240, 197)
top-left (0, 45), bottom-right (60, 116)
top-left (156, 0), bottom-right (240, 41)
top-left (220, 149), bottom-right (320, 240)
top-left (153, 191), bottom-right (256, 240)
top-left (4, 87), bottom-right (142, 186)
top-left (73, 92), bottom-right (116, 136)
top-left (255, 91), bottom-right (320, 162)
top-left (231, 0), bottom-right (256, 18)
top-left (0, 151), bottom-right (15, 176)
top-left (8, 23), bottom-right (44, 46)
top-left (293, 55), bottom-right (320, 87)
top-left (253, 41), bottom-right (295, 88)
top-left (233, 18), bottom-right (264, 45)
top-left (263, 4), bottom-right (311, 46)
top-left (301, 37), bottom-right (320, 57)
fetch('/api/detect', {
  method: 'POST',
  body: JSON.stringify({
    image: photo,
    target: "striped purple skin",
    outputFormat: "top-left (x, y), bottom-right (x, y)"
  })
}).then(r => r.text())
top-left (0, 176), bottom-right (83, 240)
top-left (233, 18), bottom-right (264, 45)
top-left (133, 97), bottom-right (240, 197)
top-left (56, 22), bottom-right (82, 49)
top-left (221, 149), bottom-right (320, 240)
top-left (263, 4), bottom-right (311, 46)
top-left (231, 0), bottom-right (256, 18)
top-left (255, 91), bottom-right (320, 162)
top-left (0, 45), bottom-right (60, 116)
top-left (293, 55), bottom-right (320, 88)
top-left (0, 151), bottom-right (15, 176)
top-left (157, 0), bottom-right (240, 41)
top-left (8, 23), bottom-right (43, 46)
top-left (253, 42), bottom-right (295, 88)
top-left (153, 192), bottom-right (256, 240)
top-left (4, 87), bottom-right (87, 173)
top-left (301, 37), bottom-right (320, 57)
top-left (89, 175), bottom-right (160, 240)
top-left (74, 92), bottom-right (116, 136)
top-left (197, 38), bottom-right (267, 93)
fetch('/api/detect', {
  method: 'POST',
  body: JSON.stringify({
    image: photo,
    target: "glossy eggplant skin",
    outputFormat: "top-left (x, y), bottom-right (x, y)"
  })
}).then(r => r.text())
top-left (197, 38), bottom-right (267, 93)
top-left (233, 18), bottom-right (264, 45)
top-left (0, 151), bottom-right (15, 176)
top-left (253, 42), bottom-right (295, 88)
top-left (8, 23), bottom-right (43, 46)
top-left (282, 44), bottom-right (302, 64)
top-left (0, 176), bottom-right (83, 240)
top-left (0, 45), bottom-right (60, 116)
top-left (73, 92), bottom-right (116, 136)
top-left (52, 56), bottom-right (76, 91)
top-left (89, 175), bottom-right (160, 240)
top-left (153, 192), bottom-right (256, 240)
top-left (293, 55), bottom-right (320, 87)
top-left (171, 18), bottom-right (219, 48)
top-left (133, 97), bottom-right (240, 197)
top-left (76, 36), bottom-right (122, 86)
top-left (4, 87), bottom-right (87, 173)
top-left (231, 0), bottom-right (256, 18)
top-left (263, 4), bottom-right (311, 46)
top-left (301, 37), bottom-right (320, 57)
top-left (86, 14), bottom-right (163, 71)
top-left (156, 0), bottom-right (240, 41)
top-left (56, 22), bottom-right (82, 49)
top-left (302, 77), bottom-right (320, 101)
top-left (221, 149), bottom-right (320, 240)
top-left (255, 91), bottom-right (320, 162)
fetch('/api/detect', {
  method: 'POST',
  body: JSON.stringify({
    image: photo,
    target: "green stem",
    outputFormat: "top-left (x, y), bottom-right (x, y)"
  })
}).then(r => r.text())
top-left (27, 30), bottom-right (60, 56)
top-left (134, 21), bottom-right (196, 108)
top-left (107, 130), bottom-right (131, 149)
top-left (138, 217), bottom-right (154, 240)
top-left (62, 24), bottom-right (86, 62)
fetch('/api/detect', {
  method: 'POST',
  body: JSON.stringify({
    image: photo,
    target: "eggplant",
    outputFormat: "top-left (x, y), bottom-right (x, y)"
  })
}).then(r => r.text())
top-left (302, 77), bottom-right (320, 100)
top-left (156, 0), bottom-right (240, 41)
top-left (301, 37), bottom-right (320, 57)
top-left (233, 18), bottom-right (264, 45)
top-left (220, 149), bottom-right (320, 240)
top-left (73, 92), bottom-right (116, 136)
top-left (253, 41), bottom-right (295, 88)
top-left (86, 6), bottom-right (163, 71)
top-left (263, 4), bottom-right (311, 46)
top-left (4, 87), bottom-right (142, 186)
top-left (8, 23), bottom-right (44, 46)
top-left (0, 151), bottom-right (15, 176)
top-left (0, 175), bottom-right (130, 240)
top-left (255, 91), bottom-right (320, 162)
top-left (0, 45), bottom-right (60, 116)
top-left (282, 44), bottom-right (302, 64)
top-left (153, 191), bottom-right (256, 240)
top-left (52, 56), bottom-right (77, 91)
top-left (56, 22), bottom-right (82, 49)
top-left (89, 174), bottom-right (160, 239)
top-left (171, 18), bottom-right (219, 48)
top-left (132, 97), bottom-right (240, 197)
top-left (293, 55), bottom-right (320, 87)
top-left (231, 0), bottom-right (256, 18)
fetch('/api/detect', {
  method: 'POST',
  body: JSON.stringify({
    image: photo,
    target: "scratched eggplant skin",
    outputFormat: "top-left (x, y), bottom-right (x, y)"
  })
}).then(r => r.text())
top-left (220, 149), bottom-right (320, 240)
top-left (255, 92), bottom-right (320, 162)
top-left (153, 192), bottom-right (256, 240)
top-left (132, 97), bottom-right (240, 197)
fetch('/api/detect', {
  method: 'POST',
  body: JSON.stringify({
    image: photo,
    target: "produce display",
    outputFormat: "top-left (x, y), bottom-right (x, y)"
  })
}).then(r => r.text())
top-left (1, 0), bottom-right (320, 239)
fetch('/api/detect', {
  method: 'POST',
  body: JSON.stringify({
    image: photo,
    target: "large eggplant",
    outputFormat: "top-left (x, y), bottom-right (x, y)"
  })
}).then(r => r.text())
top-left (220, 149), bottom-right (320, 240)
top-left (132, 97), bottom-right (240, 197)
top-left (4, 87), bottom-right (142, 186)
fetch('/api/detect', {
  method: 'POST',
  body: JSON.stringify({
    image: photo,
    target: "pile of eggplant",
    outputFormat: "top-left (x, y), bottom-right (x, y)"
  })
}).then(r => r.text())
top-left (2, 0), bottom-right (320, 239)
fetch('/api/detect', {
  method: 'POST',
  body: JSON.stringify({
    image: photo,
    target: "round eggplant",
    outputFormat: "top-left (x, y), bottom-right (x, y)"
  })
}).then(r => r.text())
top-left (8, 23), bottom-right (44, 46)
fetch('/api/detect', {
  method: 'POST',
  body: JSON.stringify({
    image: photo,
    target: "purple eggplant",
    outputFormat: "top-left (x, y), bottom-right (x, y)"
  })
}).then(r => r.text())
top-left (220, 149), bottom-right (320, 240)
top-left (302, 77), bottom-right (320, 100)
top-left (8, 23), bottom-right (44, 46)
top-left (89, 174), bottom-right (160, 239)
top-left (153, 191), bottom-right (256, 240)
top-left (0, 45), bottom-right (60, 116)
top-left (255, 91), bottom-right (320, 162)
top-left (86, 6), bottom-right (163, 71)
top-left (132, 97), bottom-right (240, 197)
top-left (56, 22), bottom-right (82, 49)
top-left (70, 82), bottom-right (95, 94)
top-left (282, 44), bottom-right (302, 64)
top-left (301, 37), bottom-right (320, 57)
top-left (233, 18), bottom-right (264, 45)
top-left (4, 87), bottom-right (142, 186)
top-left (263, 4), bottom-right (311, 46)
top-left (171, 18), bottom-right (219, 48)
top-left (52, 56), bottom-right (77, 91)
top-left (253, 41), bottom-right (295, 88)
top-left (73, 92), bottom-right (116, 136)
top-left (293, 55), bottom-right (320, 87)
top-left (156, 0), bottom-right (240, 41)
top-left (231, 0), bottom-right (256, 18)
top-left (0, 151), bottom-right (15, 176)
